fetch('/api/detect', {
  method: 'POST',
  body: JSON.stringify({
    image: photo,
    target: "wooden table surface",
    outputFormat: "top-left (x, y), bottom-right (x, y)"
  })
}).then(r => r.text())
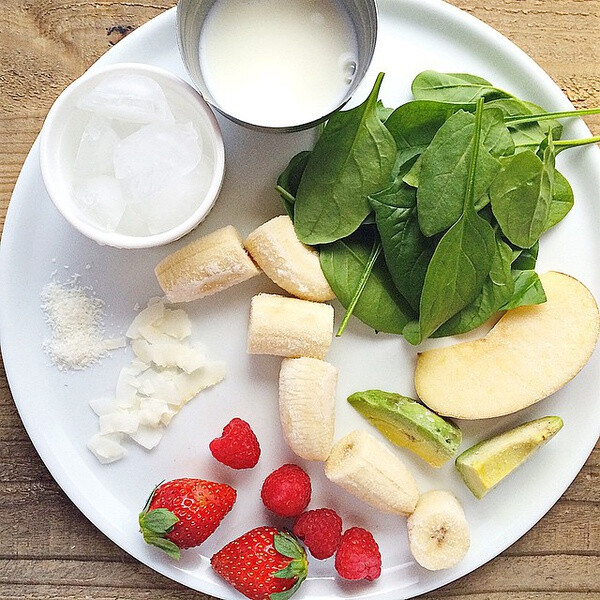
top-left (0, 1), bottom-right (599, 598)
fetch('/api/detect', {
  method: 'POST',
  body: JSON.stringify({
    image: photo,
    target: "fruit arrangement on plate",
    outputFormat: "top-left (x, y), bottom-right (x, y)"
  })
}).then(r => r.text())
top-left (4, 3), bottom-right (600, 599)
top-left (32, 62), bottom-right (600, 600)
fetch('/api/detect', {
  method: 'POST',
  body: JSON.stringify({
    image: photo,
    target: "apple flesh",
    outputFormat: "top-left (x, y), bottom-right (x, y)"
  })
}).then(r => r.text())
top-left (415, 272), bottom-right (600, 419)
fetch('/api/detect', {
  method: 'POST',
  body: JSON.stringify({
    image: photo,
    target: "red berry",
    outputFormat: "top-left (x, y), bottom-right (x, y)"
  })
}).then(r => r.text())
top-left (261, 464), bottom-right (311, 518)
top-left (335, 527), bottom-right (381, 581)
top-left (211, 526), bottom-right (308, 600)
top-left (139, 478), bottom-right (236, 559)
top-left (210, 418), bottom-right (261, 469)
top-left (292, 508), bottom-right (342, 559)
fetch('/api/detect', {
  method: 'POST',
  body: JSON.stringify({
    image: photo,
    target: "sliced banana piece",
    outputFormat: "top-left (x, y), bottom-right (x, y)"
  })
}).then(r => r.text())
top-left (247, 293), bottom-right (333, 359)
top-left (155, 225), bottom-right (260, 302)
top-left (245, 215), bottom-right (335, 302)
top-left (324, 429), bottom-right (419, 516)
top-left (407, 490), bottom-right (470, 571)
top-left (279, 357), bottom-right (338, 461)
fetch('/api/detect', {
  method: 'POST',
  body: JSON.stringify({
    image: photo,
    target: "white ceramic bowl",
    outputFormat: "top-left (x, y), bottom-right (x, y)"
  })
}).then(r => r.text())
top-left (39, 63), bottom-right (225, 249)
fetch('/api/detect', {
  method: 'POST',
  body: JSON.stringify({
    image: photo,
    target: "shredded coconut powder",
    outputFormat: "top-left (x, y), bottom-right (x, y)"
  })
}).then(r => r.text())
top-left (41, 280), bottom-right (125, 370)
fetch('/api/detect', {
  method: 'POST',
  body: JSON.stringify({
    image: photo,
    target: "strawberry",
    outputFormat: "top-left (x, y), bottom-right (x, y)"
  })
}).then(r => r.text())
top-left (138, 478), bottom-right (236, 559)
top-left (211, 526), bottom-right (308, 600)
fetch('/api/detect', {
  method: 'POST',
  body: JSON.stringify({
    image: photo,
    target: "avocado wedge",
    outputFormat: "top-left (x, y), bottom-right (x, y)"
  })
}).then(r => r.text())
top-left (347, 390), bottom-right (462, 467)
top-left (455, 416), bottom-right (563, 498)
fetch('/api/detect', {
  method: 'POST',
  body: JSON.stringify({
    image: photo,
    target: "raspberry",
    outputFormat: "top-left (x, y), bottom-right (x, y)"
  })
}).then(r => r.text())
top-left (209, 418), bottom-right (261, 469)
top-left (335, 527), bottom-right (381, 581)
top-left (292, 508), bottom-right (342, 559)
top-left (261, 464), bottom-right (311, 517)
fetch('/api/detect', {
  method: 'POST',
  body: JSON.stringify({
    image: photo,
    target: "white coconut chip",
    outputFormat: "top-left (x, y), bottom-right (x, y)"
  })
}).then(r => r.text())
top-left (99, 411), bottom-right (139, 435)
top-left (87, 433), bottom-right (125, 464)
top-left (88, 298), bottom-right (225, 464)
top-left (89, 395), bottom-right (117, 416)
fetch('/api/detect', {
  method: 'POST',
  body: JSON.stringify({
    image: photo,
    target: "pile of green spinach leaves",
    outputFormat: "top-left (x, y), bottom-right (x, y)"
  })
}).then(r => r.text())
top-left (276, 71), bottom-right (600, 344)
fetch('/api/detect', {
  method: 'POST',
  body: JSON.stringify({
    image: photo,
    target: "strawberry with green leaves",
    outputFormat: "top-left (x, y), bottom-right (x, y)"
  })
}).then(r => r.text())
top-left (139, 478), bottom-right (236, 559)
top-left (211, 526), bottom-right (308, 600)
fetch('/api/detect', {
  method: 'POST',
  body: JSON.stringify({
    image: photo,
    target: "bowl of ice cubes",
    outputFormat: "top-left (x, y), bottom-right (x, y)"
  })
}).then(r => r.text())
top-left (39, 63), bottom-right (225, 248)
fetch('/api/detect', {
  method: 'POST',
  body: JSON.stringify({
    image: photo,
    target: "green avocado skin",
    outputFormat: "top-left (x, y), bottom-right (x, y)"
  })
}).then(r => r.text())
top-left (347, 390), bottom-right (462, 466)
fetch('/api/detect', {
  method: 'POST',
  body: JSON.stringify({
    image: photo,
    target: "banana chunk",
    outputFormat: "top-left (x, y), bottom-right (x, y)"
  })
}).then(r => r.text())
top-left (407, 490), bottom-right (470, 571)
top-left (245, 215), bottom-right (334, 302)
top-left (155, 225), bottom-right (260, 302)
top-left (247, 293), bottom-right (333, 359)
top-left (279, 357), bottom-right (338, 461)
top-left (324, 429), bottom-right (419, 516)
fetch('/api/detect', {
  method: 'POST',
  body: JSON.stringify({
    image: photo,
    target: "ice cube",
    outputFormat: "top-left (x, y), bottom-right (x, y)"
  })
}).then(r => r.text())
top-left (74, 116), bottom-right (121, 176)
top-left (77, 74), bottom-right (174, 124)
top-left (114, 122), bottom-right (203, 204)
top-left (73, 175), bottom-right (126, 231)
top-left (115, 203), bottom-right (151, 237)
top-left (129, 164), bottom-right (207, 234)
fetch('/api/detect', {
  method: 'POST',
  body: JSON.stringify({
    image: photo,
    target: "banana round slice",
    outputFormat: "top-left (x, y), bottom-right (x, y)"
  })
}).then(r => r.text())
top-left (279, 357), bottom-right (338, 461)
top-left (245, 215), bottom-right (334, 302)
top-left (407, 490), bottom-right (470, 571)
top-left (324, 429), bottom-right (419, 516)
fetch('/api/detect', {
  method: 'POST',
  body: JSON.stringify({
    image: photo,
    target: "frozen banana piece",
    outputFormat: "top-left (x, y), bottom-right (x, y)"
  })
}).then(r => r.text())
top-left (245, 215), bottom-right (334, 302)
top-left (279, 357), bottom-right (338, 461)
top-left (325, 429), bottom-right (419, 516)
top-left (247, 293), bottom-right (333, 359)
top-left (407, 490), bottom-right (470, 570)
top-left (155, 225), bottom-right (260, 302)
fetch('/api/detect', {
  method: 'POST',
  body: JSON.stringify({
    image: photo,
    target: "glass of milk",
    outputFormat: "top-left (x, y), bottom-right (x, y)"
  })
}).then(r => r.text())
top-left (177, 0), bottom-right (378, 132)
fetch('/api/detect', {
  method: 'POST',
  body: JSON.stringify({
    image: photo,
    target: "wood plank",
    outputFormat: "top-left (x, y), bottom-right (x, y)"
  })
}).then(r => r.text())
top-left (0, 590), bottom-right (599, 600)
top-left (0, 555), bottom-right (598, 592)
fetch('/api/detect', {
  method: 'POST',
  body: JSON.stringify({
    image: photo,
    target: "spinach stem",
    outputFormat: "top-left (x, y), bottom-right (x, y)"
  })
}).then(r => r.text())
top-left (516, 135), bottom-right (600, 152)
top-left (336, 240), bottom-right (382, 337)
top-left (505, 107), bottom-right (600, 125)
top-left (553, 135), bottom-right (600, 149)
top-left (275, 185), bottom-right (296, 205)
top-left (465, 98), bottom-right (485, 208)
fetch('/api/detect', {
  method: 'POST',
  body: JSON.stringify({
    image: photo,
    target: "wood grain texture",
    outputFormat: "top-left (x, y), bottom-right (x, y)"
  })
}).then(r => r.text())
top-left (0, 1), bottom-right (598, 599)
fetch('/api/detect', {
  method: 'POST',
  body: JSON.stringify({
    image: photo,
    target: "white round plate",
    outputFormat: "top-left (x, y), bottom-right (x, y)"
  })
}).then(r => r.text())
top-left (1, 1), bottom-right (599, 599)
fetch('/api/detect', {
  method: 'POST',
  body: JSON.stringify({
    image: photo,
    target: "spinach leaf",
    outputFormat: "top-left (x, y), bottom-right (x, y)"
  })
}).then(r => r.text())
top-left (369, 179), bottom-right (434, 311)
top-left (490, 136), bottom-right (555, 248)
top-left (276, 151), bottom-right (311, 218)
top-left (409, 99), bottom-right (496, 343)
top-left (402, 155), bottom-right (422, 188)
top-left (411, 71), bottom-right (513, 103)
top-left (480, 108), bottom-right (515, 158)
top-left (545, 169), bottom-right (574, 230)
top-left (500, 270), bottom-right (546, 310)
top-left (432, 231), bottom-right (514, 337)
top-left (384, 100), bottom-right (474, 170)
top-left (376, 100), bottom-right (394, 122)
top-left (319, 230), bottom-right (415, 335)
top-left (414, 208), bottom-right (495, 341)
top-left (416, 110), bottom-right (500, 237)
top-left (336, 239), bottom-right (382, 336)
top-left (512, 240), bottom-right (539, 270)
top-left (485, 98), bottom-right (563, 151)
top-left (294, 73), bottom-right (397, 244)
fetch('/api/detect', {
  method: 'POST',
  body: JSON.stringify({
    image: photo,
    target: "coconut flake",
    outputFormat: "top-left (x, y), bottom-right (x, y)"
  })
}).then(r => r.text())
top-left (129, 425), bottom-right (164, 449)
top-left (88, 298), bottom-right (225, 464)
top-left (87, 433), bottom-right (125, 464)
top-left (99, 411), bottom-right (139, 435)
top-left (89, 395), bottom-right (117, 416)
